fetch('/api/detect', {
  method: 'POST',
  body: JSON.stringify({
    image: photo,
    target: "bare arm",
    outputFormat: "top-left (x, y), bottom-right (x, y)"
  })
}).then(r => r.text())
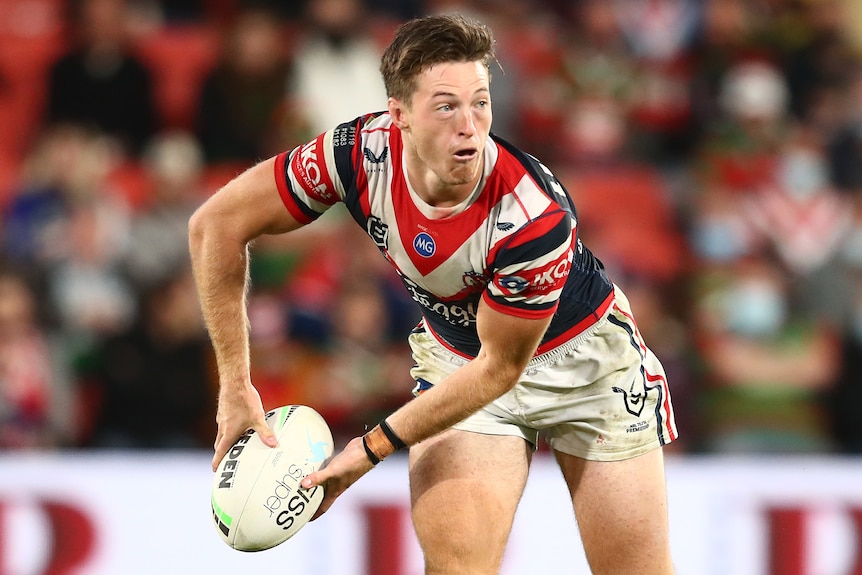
top-left (386, 300), bottom-right (552, 444)
top-left (188, 157), bottom-right (304, 471)
top-left (304, 296), bottom-right (553, 515)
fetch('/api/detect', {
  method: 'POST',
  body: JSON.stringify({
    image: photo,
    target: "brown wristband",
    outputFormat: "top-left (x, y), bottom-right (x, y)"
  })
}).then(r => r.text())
top-left (363, 424), bottom-right (397, 464)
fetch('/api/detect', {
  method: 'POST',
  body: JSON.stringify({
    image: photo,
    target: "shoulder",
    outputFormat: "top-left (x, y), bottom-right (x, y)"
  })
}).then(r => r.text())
top-left (487, 135), bottom-right (575, 219)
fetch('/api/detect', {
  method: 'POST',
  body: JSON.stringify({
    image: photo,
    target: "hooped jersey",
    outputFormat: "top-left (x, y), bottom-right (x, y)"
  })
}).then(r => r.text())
top-left (274, 112), bottom-right (613, 359)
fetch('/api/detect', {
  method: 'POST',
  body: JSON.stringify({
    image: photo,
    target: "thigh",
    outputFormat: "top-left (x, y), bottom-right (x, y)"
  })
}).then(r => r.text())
top-left (409, 429), bottom-right (531, 575)
top-left (554, 447), bottom-right (675, 575)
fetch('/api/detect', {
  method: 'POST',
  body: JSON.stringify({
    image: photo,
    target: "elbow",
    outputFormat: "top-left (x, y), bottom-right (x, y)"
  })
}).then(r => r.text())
top-left (499, 366), bottom-right (524, 393)
top-left (188, 199), bottom-right (232, 263)
top-left (481, 358), bottom-right (526, 395)
top-left (188, 204), bottom-right (210, 258)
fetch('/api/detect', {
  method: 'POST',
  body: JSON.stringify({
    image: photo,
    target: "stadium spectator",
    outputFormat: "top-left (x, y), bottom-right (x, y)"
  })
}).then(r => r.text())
top-left (290, 0), bottom-right (389, 136)
top-left (84, 269), bottom-right (215, 448)
top-left (123, 130), bottom-right (206, 291)
top-left (1, 123), bottom-right (133, 337)
top-left (0, 270), bottom-right (66, 449)
top-left (689, 253), bottom-right (841, 453)
top-left (828, 271), bottom-right (862, 453)
top-left (195, 4), bottom-right (303, 163)
top-left (44, 0), bottom-right (157, 156)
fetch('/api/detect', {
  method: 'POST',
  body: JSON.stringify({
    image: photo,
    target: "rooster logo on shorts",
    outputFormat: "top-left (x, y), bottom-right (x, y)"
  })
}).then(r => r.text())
top-left (612, 377), bottom-right (648, 417)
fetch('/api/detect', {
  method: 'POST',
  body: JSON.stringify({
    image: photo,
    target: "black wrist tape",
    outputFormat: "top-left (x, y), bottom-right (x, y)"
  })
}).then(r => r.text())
top-left (362, 435), bottom-right (380, 465)
top-left (380, 419), bottom-right (408, 450)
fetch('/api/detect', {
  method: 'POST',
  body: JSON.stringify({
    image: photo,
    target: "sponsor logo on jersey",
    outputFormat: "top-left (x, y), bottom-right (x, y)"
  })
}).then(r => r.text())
top-left (496, 275), bottom-right (530, 295)
top-left (413, 232), bottom-right (436, 257)
top-left (529, 249), bottom-right (573, 291)
top-left (293, 138), bottom-right (333, 202)
top-left (367, 216), bottom-right (389, 250)
top-left (401, 276), bottom-right (477, 327)
top-left (462, 271), bottom-right (489, 289)
top-left (363, 147), bottom-right (388, 164)
top-left (496, 221), bottom-right (515, 231)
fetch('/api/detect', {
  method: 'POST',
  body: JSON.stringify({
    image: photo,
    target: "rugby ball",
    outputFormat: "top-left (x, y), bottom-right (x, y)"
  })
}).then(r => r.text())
top-left (211, 405), bottom-right (334, 552)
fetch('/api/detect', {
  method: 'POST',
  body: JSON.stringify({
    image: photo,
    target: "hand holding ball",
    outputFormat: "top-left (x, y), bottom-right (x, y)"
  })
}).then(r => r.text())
top-left (210, 405), bottom-right (333, 551)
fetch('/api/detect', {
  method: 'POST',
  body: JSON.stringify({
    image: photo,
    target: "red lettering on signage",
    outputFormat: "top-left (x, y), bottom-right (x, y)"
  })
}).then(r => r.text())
top-left (849, 508), bottom-right (862, 575)
top-left (42, 500), bottom-right (97, 575)
top-left (364, 504), bottom-right (406, 575)
top-left (767, 505), bottom-right (862, 575)
top-left (768, 507), bottom-right (806, 575)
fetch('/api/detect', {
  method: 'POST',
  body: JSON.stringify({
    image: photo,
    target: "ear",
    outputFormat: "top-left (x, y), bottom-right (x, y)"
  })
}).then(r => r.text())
top-left (387, 97), bottom-right (409, 131)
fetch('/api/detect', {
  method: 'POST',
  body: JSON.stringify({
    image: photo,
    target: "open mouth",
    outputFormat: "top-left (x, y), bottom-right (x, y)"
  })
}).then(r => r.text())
top-left (453, 149), bottom-right (477, 160)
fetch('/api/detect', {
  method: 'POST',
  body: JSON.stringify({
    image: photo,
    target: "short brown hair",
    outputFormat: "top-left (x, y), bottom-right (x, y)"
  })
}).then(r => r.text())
top-left (380, 13), bottom-right (496, 104)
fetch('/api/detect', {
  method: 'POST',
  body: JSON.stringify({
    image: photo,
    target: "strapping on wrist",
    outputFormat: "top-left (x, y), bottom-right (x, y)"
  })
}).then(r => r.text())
top-left (362, 419), bottom-right (407, 465)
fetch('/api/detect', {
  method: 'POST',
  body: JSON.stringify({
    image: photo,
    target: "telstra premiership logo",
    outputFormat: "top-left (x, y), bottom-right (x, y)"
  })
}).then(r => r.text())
top-left (413, 232), bottom-right (436, 257)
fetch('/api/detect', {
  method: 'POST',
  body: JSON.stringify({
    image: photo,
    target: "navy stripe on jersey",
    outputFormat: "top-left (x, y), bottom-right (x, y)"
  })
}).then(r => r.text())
top-left (492, 210), bottom-right (572, 269)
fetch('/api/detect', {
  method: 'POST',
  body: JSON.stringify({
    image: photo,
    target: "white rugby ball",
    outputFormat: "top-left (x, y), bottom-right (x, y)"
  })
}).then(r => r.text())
top-left (211, 405), bottom-right (334, 552)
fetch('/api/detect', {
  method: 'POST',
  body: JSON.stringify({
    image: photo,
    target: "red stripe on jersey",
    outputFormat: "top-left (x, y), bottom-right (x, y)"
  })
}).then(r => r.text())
top-left (355, 142), bottom-right (371, 219)
top-left (534, 291), bottom-right (614, 355)
top-left (424, 321), bottom-right (473, 360)
top-left (274, 151), bottom-right (315, 225)
top-left (481, 290), bottom-right (560, 319)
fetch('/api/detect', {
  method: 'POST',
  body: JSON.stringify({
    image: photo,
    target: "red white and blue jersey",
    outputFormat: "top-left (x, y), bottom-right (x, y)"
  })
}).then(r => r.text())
top-left (274, 112), bottom-right (613, 359)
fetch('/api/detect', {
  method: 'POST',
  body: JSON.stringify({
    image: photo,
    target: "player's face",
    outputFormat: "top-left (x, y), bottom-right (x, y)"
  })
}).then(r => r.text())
top-left (389, 60), bottom-right (492, 203)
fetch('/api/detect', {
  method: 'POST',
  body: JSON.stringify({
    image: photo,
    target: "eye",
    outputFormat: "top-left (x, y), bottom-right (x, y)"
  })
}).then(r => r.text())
top-left (438, 103), bottom-right (452, 112)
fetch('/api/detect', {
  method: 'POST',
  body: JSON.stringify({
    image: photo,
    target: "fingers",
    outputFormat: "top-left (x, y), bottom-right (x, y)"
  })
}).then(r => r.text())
top-left (301, 470), bottom-right (324, 490)
top-left (304, 470), bottom-right (337, 521)
top-left (210, 389), bottom-right (277, 471)
top-left (211, 432), bottom-right (228, 472)
top-left (255, 418), bottom-right (278, 448)
top-left (300, 438), bottom-right (376, 521)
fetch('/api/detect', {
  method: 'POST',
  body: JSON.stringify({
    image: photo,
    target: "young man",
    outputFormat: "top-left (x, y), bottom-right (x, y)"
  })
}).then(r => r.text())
top-left (189, 13), bottom-right (677, 575)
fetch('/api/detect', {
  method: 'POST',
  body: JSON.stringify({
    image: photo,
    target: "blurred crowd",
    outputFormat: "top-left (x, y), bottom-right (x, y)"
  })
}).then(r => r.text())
top-left (0, 0), bottom-right (861, 455)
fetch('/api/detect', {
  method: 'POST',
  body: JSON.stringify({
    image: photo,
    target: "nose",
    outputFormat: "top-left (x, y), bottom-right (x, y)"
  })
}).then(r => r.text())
top-left (458, 108), bottom-right (476, 137)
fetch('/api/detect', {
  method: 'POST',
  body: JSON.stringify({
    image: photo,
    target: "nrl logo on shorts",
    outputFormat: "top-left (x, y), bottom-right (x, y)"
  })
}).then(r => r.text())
top-left (367, 216), bottom-right (389, 250)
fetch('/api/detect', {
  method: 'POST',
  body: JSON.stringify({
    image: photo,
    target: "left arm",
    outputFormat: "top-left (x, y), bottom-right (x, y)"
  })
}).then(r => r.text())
top-left (303, 296), bottom-right (553, 516)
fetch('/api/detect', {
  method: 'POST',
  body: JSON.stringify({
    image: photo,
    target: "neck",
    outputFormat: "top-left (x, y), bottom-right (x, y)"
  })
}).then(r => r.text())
top-left (404, 155), bottom-right (482, 208)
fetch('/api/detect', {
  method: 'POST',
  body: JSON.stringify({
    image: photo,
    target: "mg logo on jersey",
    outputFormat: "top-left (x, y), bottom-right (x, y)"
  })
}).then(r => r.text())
top-left (413, 232), bottom-right (436, 257)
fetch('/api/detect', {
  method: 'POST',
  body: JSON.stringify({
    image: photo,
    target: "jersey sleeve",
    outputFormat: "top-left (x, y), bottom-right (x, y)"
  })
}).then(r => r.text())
top-left (484, 209), bottom-right (575, 319)
top-left (273, 118), bottom-right (361, 223)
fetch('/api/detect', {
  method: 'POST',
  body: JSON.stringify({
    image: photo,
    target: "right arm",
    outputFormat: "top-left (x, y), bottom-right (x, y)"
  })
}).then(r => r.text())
top-left (188, 157), bottom-right (305, 471)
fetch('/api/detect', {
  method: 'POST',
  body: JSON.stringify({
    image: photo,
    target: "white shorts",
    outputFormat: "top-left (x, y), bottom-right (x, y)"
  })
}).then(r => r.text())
top-left (408, 285), bottom-right (678, 461)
